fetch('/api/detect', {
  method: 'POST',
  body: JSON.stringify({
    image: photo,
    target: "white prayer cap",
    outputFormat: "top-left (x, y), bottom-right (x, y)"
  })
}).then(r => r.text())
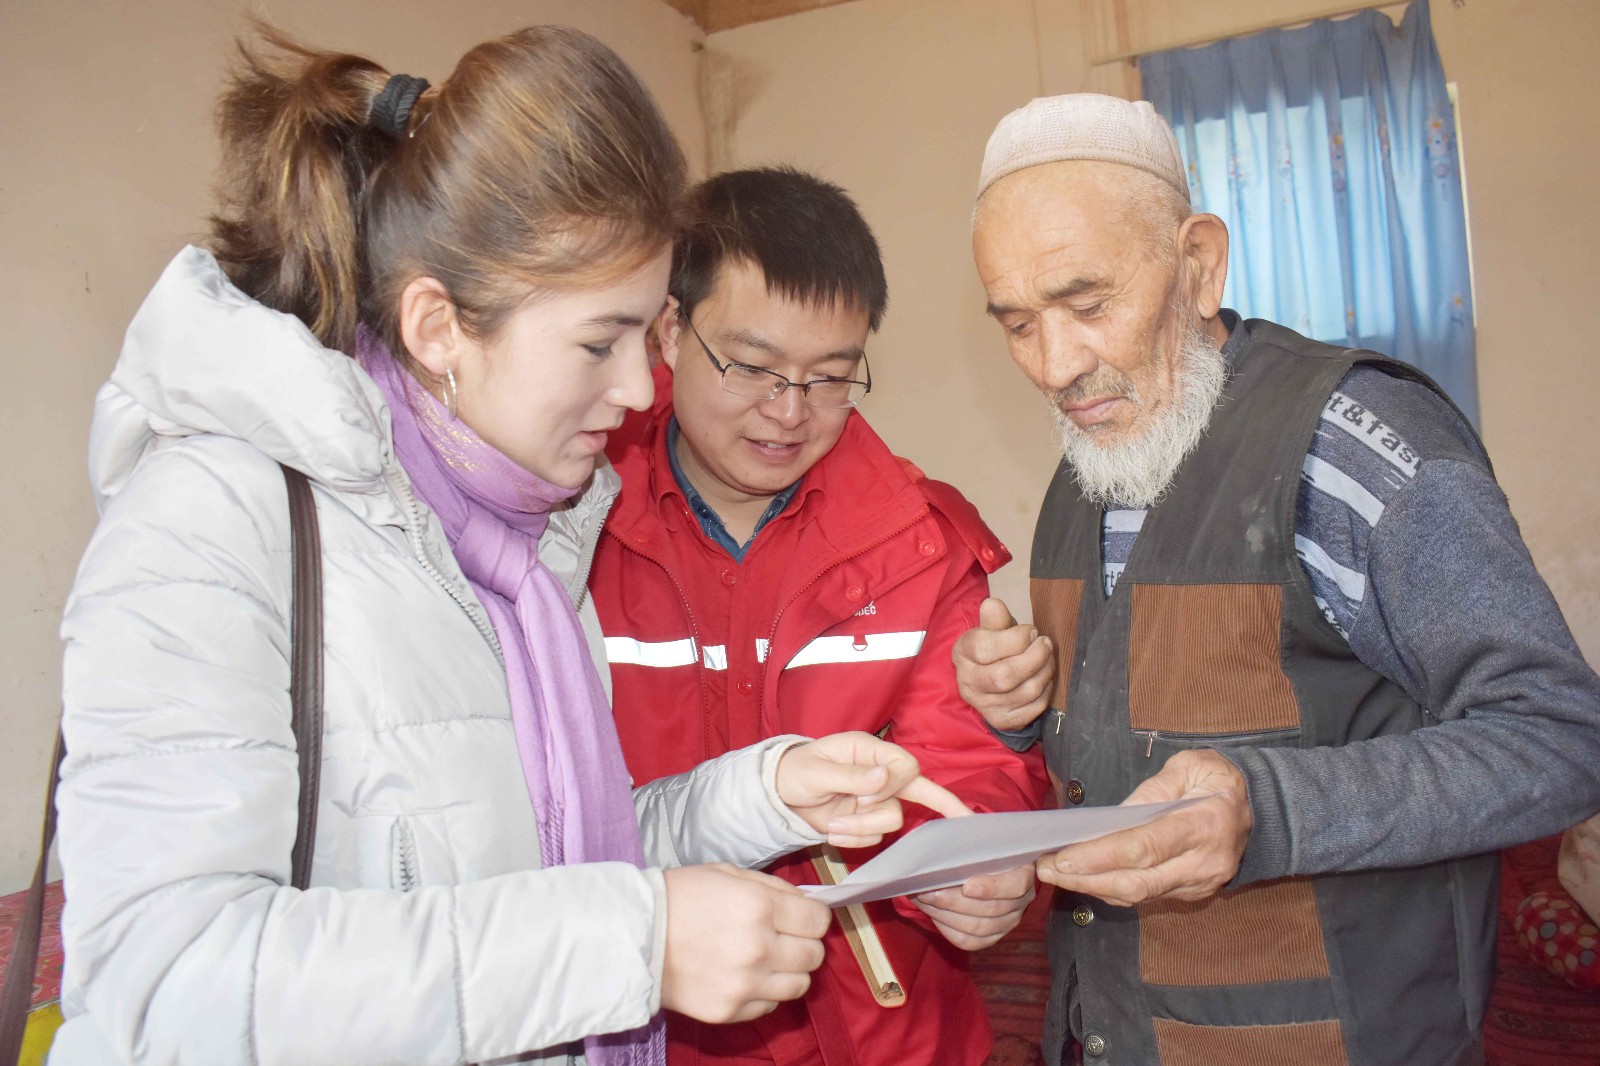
top-left (976, 93), bottom-right (1189, 203)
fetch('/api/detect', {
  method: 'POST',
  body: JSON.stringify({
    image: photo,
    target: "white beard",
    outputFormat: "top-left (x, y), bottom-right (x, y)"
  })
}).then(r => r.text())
top-left (1049, 325), bottom-right (1228, 509)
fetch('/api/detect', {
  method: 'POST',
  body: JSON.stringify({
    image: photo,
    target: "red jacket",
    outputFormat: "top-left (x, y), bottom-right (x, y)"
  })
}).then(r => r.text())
top-left (591, 369), bottom-right (1050, 1066)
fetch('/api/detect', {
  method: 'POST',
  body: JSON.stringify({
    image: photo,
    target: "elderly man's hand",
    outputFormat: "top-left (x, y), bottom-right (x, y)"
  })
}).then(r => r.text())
top-left (913, 863), bottom-right (1037, 951)
top-left (952, 597), bottom-right (1055, 732)
top-left (1036, 749), bottom-right (1251, 907)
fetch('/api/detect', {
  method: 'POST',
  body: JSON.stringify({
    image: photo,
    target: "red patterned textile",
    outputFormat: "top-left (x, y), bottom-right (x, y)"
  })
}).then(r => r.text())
top-left (973, 890), bottom-right (1051, 1066)
top-left (1485, 837), bottom-right (1600, 1064)
top-left (0, 880), bottom-right (64, 1007)
top-left (1513, 891), bottom-right (1600, 991)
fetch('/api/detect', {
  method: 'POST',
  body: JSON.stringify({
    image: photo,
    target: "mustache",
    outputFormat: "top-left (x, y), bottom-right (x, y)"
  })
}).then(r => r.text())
top-left (1046, 323), bottom-right (1229, 509)
top-left (1048, 367), bottom-right (1142, 411)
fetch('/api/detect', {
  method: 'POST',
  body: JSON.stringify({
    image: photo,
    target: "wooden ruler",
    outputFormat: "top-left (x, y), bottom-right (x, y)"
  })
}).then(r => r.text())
top-left (809, 844), bottom-right (906, 1008)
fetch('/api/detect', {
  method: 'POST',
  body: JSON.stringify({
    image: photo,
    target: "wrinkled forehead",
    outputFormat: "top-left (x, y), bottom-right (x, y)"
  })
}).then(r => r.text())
top-left (973, 163), bottom-right (1156, 290)
top-left (974, 161), bottom-right (1145, 236)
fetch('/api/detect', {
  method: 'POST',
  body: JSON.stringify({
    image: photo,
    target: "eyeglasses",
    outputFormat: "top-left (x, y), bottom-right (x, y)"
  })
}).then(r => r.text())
top-left (684, 317), bottom-right (872, 409)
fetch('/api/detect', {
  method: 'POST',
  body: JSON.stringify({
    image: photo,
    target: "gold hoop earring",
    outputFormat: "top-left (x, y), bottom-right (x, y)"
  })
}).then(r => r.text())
top-left (444, 367), bottom-right (458, 420)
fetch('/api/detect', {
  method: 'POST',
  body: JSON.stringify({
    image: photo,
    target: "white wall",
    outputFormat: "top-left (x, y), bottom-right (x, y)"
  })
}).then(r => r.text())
top-left (1428, 1), bottom-right (1600, 657)
top-left (0, 0), bottom-right (702, 893)
top-left (706, 0), bottom-right (1600, 659)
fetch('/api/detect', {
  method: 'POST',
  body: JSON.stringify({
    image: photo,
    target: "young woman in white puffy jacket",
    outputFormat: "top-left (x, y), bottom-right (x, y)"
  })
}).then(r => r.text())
top-left (52, 25), bottom-right (964, 1066)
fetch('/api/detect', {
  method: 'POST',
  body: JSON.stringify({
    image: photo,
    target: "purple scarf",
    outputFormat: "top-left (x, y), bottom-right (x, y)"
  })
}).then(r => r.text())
top-left (359, 331), bottom-right (664, 1066)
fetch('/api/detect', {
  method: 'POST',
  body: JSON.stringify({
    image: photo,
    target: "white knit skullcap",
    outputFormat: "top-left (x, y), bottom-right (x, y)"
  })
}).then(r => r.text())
top-left (976, 93), bottom-right (1189, 203)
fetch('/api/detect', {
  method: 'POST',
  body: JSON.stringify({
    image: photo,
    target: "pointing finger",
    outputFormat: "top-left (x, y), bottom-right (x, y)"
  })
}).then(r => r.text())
top-left (888, 775), bottom-right (973, 820)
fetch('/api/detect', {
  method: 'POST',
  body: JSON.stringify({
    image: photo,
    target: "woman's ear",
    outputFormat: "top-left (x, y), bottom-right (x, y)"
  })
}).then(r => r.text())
top-left (398, 277), bottom-right (467, 381)
top-left (1178, 213), bottom-right (1231, 321)
top-left (657, 296), bottom-right (683, 372)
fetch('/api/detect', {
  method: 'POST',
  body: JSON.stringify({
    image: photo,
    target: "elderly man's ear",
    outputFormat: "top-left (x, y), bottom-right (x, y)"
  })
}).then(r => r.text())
top-left (1178, 213), bottom-right (1230, 322)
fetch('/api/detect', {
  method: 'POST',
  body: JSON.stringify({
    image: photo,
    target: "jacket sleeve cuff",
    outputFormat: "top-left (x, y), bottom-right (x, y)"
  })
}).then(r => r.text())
top-left (1216, 746), bottom-right (1294, 887)
top-left (988, 718), bottom-right (1044, 752)
top-left (761, 735), bottom-right (830, 841)
top-left (643, 866), bottom-right (667, 1013)
top-left (634, 736), bottom-right (824, 870)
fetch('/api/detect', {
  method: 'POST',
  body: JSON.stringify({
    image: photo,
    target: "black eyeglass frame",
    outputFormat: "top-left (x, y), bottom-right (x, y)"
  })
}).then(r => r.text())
top-left (682, 316), bottom-right (873, 409)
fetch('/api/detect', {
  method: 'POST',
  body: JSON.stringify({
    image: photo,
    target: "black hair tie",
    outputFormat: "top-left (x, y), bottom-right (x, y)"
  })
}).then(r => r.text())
top-left (368, 73), bottom-right (429, 139)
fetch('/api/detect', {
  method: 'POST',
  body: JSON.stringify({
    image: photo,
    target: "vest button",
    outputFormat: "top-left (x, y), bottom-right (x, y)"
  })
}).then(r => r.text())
top-left (1071, 903), bottom-right (1094, 927)
top-left (918, 541), bottom-right (937, 557)
top-left (721, 569), bottom-right (737, 586)
top-left (1083, 1033), bottom-right (1107, 1058)
top-left (1065, 779), bottom-right (1085, 805)
top-left (736, 679), bottom-right (754, 695)
top-left (845, 585), bottom-right (864, 602)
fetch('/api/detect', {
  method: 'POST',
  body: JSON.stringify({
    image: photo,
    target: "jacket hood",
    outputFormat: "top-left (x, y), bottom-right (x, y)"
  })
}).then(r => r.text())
top-left (89, 246), bottom-right (393, 509)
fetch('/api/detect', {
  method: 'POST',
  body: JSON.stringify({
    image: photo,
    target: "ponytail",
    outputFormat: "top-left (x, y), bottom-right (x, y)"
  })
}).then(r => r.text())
top-left (208, 23), bottom-right (685, 361)
top-left (209, 26), bottom-right (400, 351)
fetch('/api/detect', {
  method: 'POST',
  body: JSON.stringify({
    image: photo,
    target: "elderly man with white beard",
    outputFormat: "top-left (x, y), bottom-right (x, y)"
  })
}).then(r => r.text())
top-left (952, 94), bottom-right (1600, 1066)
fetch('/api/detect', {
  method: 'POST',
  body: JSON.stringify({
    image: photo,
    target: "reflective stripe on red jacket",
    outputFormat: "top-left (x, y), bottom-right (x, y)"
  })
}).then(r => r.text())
top-left (591, 367), bottom-right (1050, 1066)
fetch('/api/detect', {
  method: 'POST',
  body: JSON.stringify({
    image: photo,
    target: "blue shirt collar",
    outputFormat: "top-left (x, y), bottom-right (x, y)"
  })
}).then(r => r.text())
top-left (665, 416), bottom-right (801, 562)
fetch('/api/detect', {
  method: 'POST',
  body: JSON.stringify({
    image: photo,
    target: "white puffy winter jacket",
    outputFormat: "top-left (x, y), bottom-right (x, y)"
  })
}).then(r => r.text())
top-left (51, 247), bottom-right (820, 1066)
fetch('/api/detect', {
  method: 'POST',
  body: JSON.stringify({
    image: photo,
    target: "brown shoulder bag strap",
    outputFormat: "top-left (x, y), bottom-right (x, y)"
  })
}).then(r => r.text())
top-left (282, 464), bottom-right (325, 890)
top-left (0, 463), bottom-right (324, 1065)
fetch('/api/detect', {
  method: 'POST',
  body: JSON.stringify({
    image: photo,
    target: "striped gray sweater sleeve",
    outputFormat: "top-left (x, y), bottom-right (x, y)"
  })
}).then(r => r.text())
top-left (1226, 367), bottom-right (1600, 884)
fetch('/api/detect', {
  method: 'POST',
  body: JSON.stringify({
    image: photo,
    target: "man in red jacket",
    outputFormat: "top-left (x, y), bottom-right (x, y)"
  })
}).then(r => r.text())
top-left (590, 167), bottom-right (1051, 1066)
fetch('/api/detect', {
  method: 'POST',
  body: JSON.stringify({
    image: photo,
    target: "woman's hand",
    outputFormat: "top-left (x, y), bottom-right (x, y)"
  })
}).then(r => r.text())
top-left (661, 864), bottom-right (831, 1023)
top-left (775, 731), bottom-right (972, 848)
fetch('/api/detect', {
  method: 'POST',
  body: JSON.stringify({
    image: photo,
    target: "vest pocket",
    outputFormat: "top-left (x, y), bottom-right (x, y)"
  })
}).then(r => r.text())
top-left (1031, 577), bottom-right (1084, 710)
top-left (1041, 703), bottom-right (1070, 763)
top-left (1136, 725), bottom-right (1301, 764)
top-left (1129, 584), bottom-right (1301, 734)
top-left (1138, 878), bottom-right (1331, 986)
top-left (1151, 1018), bottom-right (1349, 1065)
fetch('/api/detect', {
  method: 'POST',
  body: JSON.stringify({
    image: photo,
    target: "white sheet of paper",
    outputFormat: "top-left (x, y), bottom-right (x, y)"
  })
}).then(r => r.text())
top-left (798, 797), bottom-right (1206, 907)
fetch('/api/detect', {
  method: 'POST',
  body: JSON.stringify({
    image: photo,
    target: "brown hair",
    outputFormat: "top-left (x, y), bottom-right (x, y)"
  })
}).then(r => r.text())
top-left (209, 23), bottom-right (686, 359)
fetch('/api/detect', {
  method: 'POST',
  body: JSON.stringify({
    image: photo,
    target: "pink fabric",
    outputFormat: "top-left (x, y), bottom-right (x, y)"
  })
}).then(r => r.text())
top-left (359, 332), bottom-right (663, 1065)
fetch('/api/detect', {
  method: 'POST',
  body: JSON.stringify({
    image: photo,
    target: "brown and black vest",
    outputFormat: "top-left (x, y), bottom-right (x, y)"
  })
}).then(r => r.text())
top-left (1031, 320), bottom-right (1496, 1066)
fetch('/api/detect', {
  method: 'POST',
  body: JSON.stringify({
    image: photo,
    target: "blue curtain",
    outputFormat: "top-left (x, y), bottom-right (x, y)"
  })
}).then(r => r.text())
top-left (1141, 0), bottom-right (1478, 423)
